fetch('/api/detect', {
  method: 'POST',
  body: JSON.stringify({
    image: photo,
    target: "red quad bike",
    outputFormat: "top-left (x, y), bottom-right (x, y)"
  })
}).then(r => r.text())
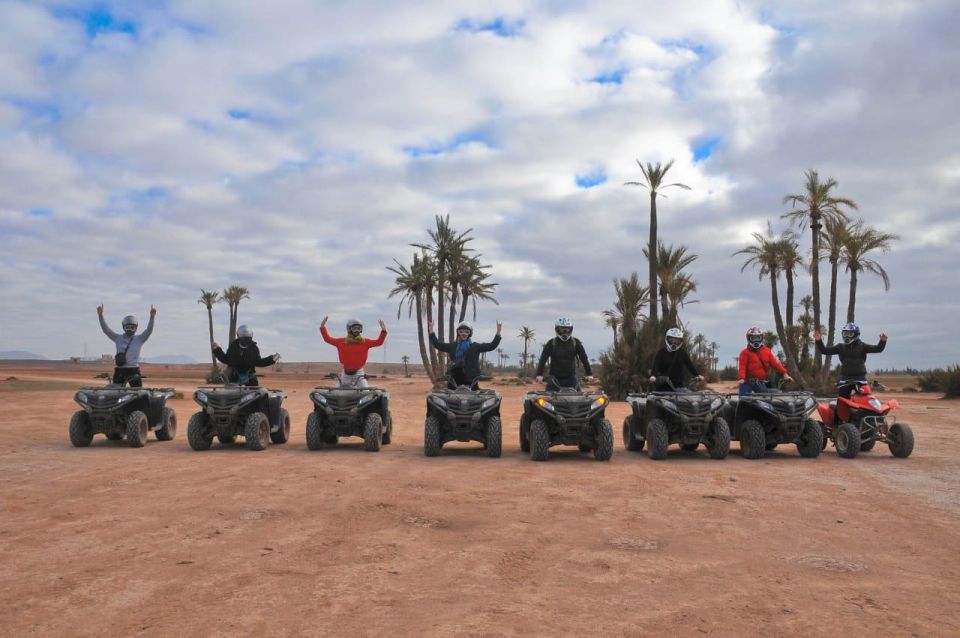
top-left (816, 381), bottom-right (914, 459)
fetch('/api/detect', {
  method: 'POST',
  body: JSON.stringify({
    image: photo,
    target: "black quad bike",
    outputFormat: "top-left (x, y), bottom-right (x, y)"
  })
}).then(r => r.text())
top-left (622, 377), bottom-right (730, 460)
top-left (423, 375), bottom-right (502, 457)
top-left (187, 376), bottom-right (289, 451)
top-left (721, 381), bottom-right (823, 459)
top-left (69, 379), bottom-right (177, 448)
top-left (520, 376), bottom-right (613, 462)
top-left (306, 376), bottom-right (392, 452)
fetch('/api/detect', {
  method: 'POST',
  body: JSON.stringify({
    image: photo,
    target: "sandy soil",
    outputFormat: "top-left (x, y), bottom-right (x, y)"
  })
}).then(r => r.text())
top-left (1, 362), bottom-right (958, 637)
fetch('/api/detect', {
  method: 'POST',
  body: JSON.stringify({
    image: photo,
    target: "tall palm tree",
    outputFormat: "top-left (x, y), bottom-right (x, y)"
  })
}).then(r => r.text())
top-left (643, 242), bottom-right (698, 321)
top-left (734, 223), bottom-right (802, 380)
top-left (456, 256), bottom-right (499, 323)
top-left (518, 326), bottom-right (536, 377)
top-left (625, 159), bottom-right (691, 325)
top-left (388, 252), bottom-right (436, 382)
top-left (709, 341), bottom-right (719, 373)
top-left (221, 286), bottom-right (250, 342)
top-left (841, 221), bottom-right (898, 323)
top-left (662, 272), bottom-right (699, 326)
top-left (197, 289), bottom-right (220, 369)
top-left (820, 218), bottom-right (851, 373)
top-left (782, 169), bottom-right (858, 373)
top-left (797, 295), bottom-right (815, 369)
top-left (604, 272), bottom-right (649, 343)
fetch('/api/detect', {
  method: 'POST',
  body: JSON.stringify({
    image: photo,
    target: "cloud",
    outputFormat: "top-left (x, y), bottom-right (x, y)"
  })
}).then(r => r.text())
top-left (0, 0), bottom-right (958, 371)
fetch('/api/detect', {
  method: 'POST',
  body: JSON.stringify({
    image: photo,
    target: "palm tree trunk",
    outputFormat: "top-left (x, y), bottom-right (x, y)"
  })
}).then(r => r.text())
top-left (414, 294), bottom-right (434, 383)
top-left (770, 272), bottom-right (805, 384)
top-left (206, 306), bottom-right (217, 369)
top-left (810, 220), bottom-right (822, 372)
top-left (824, 259), bottom-right (839, 374)
top-left (424, 284), bottom-right (440, 378)
top-left (660, 287), bottom-right (669, 325)
top-left (847, 267), bottom-right (859, 323)
top-left (447, 288), bottom-right (458, 344)
top-left (459, 287), bottom-right (470, 322)
top-left (228, 303), bottom-right (237, 342)
top-left (436, 262), bottom-right (446, 370)
top-left (648, 192), bottom-right (659, 325)
top-left (522, 339), bottom-right (529, 378)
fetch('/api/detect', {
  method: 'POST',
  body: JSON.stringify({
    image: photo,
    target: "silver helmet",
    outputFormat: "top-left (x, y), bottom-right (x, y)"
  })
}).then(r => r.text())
top-left (121, 315), bottom-right (138, 335)
top-left (555, 317), bottom-right (573, 342)
top-left (236, 325), bottom-right (253, 339)
top-left (665, 327), bottom-right (684, 352)
top-left (346, 318), bottom-right (363, 335)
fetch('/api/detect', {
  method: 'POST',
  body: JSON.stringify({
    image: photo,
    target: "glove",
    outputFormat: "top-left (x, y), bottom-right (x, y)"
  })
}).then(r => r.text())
top-left (738, 379), bottom-right (745, 385)
top-left (648, 376), bottom-right (656, 383)
top-left (272, 353), bottom-right (281, 363)
top-left (535, 376), bottom-right (543, 383)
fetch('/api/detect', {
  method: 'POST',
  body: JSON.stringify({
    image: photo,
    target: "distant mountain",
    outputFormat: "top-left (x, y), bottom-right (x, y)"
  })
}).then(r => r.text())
top-left (145, 354), bottom-right (198, 364)
top-left (0, 350), bottom-right (47, 360)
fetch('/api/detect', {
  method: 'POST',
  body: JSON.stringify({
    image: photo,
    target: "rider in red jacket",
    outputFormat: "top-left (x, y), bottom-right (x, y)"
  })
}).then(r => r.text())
top-left (738, 327), bottom-right (792, 396)
top-left (320, 316), bottom-right (387, 388)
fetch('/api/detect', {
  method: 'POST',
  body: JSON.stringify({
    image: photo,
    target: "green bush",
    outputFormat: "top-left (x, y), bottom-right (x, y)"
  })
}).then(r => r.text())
top-left (917, 366), bottom-right (960, 398)
top-left (719, 365), bottom-right (739, 381)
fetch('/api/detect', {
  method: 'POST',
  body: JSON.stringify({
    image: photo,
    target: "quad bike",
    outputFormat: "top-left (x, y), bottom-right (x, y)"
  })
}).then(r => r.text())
top-left (423, 375), bottom-right (502, 457)
top-left (69, 376), bottom-right (177, 448)
top-left (720, 379), bottom-right (823, 459)
top-left (520, 376), bottom-right (613, 461)
top-left (623, 377), bottom-right (729, 460)
top-left (187, 375), bottom-right (289, 451)
top-left (816, 380), bottom-right (914, 459)
top-left (306, 374), bottom-right (392, 452)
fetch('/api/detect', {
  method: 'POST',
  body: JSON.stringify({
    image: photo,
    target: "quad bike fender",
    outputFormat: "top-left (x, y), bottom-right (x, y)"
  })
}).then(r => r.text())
top-left (816, 402), bottom-right (835, 425)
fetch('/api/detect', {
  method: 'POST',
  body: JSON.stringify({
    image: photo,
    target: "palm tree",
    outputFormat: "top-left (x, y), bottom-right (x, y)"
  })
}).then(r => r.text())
top-left (602, 313), bottom-right (620, 346)
top-left (841, 221), bottom-right (898, 323)
top-left (643, 242), bottom-right (698, 321)
top-left (401, 355), bottom-right (411, 377)
top-left (661, 272), bottom-right (699, 326)
top-left (734, 223), bottom-right (802, 380)
top-left (518, 326), bottom-right (536, 377)
top-left (388, 252), bottom-right (436, 382)
top-left (820, 218), bottom-right (851, 373)
top-left (782, 169), bottom-right (858, 373)
top-left (496, 348), bottom-right (504, 369)
top-left (197, 289), bottom-right (220, 370)
top-left (709, 341), bottom-right (719, 373)
top-left (603, 272), bottom-right (649, 343)
top-left (221, 286), bottom-right (250, 342)
top-left (456, 256), bottom-right (499, 324)
top-left (797, 295), bottom-right (815, 369)
top-left (625, 159), bottom-right (691, 325)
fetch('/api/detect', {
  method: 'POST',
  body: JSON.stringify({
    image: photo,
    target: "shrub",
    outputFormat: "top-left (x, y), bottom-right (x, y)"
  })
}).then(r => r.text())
top-left (719, 365), bottom-right (739, 381)
top-left (916, 366), bottom-right (960, 397)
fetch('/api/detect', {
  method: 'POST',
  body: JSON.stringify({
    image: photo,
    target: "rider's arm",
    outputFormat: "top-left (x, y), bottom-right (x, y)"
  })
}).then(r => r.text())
top-left (254, 346), bottom-right (277, 367)
top-left (737, 350), bottom-right (748, 381)
top-left (535, 342), bottom-right (551, 376)
top-left (320, 325), bottom-right (341, 346)
top-left (815, 338), bottom-right (841, 356)
top-left (683, 349), bottom-right (700, 377)
top-left (98, 313), bottom-right (119, 341)
top-left (213, 344), bottom-right (230, 364)
top-left (576, 340), bottom-right (592, 376)
top-left (863, 339), bottom-right (887, 354)
top-left (477, 333), bottom-right (502, 352)
top-left (367, 329), bottom-right (388, 348)
top-left (428, 331), bottom-right (453, 353)
top-left (139, 313), bottom-right (155, 341)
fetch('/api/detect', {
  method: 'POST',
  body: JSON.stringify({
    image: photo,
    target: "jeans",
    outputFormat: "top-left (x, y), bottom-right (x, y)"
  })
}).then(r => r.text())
top-left (739, 380), bottom-right (769, 396)
top-left (113, 367), bottom-right (142, 387)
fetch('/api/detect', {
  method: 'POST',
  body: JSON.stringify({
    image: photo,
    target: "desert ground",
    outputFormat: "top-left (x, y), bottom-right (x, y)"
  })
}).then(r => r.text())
top-left (1, 361), bottom-right (958, 637)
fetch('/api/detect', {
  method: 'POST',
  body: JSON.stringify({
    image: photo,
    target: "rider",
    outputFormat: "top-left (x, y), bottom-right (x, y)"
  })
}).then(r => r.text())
top-left (738, 326), bottom-right (792, 396)
top-left (648, 327), bottom-right (704, 391)
top-left (97, 304), bottom-right (155, 387)
top-left (535, 317), bottom-right (594, 390)
top-left (212, 325), bottom-right (279, 386)
top-left (429, 319), bottom-right (502, 388)
top-left (814, 323), bottom-right (887, 398)
top-left (320, 316), bottom-right (387, 388)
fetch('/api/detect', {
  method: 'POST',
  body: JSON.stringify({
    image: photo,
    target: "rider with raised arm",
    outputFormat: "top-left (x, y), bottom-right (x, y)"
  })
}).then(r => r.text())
top-left (814, 323), bottom-right (887, 398)
top-left (535, 317), bottom-right (594, 390)
top-left (648, 327), bottom-right (704, 391)
top-left (738, 326), bottom-right (792, 396)
top-left (98, 304), bottom-right (156, 387)
top-left (429, 319), bottom-right (502, 388)
top-left (212, 325), bottom-right (279, 386)
top-left (320, 316), bottom-right (387, 388)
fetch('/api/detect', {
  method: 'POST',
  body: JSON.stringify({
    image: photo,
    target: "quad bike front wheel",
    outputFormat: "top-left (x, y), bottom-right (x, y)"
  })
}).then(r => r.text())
top-left (245, 412), bottom-right (270, 451)
top-left (364, 412), bottom-right (383, 452)
top-left (796, 418), bottom-right (824, 458)
top-left (187, 412), bottom-right (213, 451)
top-left (486, 416), bottom-right (502, 458)
top-left (623, 415), bottom-right (643, 451)
top-left (835, 422), bottom-right (861, 459)
top-left (739, 419), bottom-right (766, 460)
top-left (126, 410), bottom-right (149, 448)
top-left (646, 418), bottom-right (669, 460)
top-left (888, 423), bottom-right (914, 458)
top-left (270, 408), bottom-right (291, 444)
top-left (519, 415), bottom-right (530, 453)
top-left (423, 414), bottom-right (441, 457)
top-left (156, 407), bottom-right (177, 441)
top-left (594, 418), bottom-right (613, 461)
top-left (705, 416), bottom-right (731, 460)
top-left (529, 419), bottom-right (550, 461)
top-left (305, 411), bottom-right (324, 450)
top-left (69, 410), bottom-right (93, 447)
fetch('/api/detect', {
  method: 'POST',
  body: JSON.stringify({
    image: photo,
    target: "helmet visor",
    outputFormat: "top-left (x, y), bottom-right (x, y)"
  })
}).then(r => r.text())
top-left (747, 334), bottom-right (763, 347)
top-left (457, 328), bottom-right (472, 339)
top-left (667, 336), bottom-right (683, 348)
top-left (842, 330), bottom-right (856, 342)
top-left (556, 326), bottom-right (572, 337)
top-left (348, 325), bottom-right (363, 336)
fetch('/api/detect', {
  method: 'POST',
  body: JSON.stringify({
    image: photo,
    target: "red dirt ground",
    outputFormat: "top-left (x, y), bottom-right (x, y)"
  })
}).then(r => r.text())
top-left (1, 362), bottom-right (958, 636)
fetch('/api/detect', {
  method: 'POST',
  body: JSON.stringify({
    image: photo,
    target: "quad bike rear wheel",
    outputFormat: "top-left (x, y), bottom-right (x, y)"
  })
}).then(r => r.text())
top-left (270, 408), bottom-right (291, 444)
top-left (888, 423), bottom-right (914, 458)
top-left (796, 418), bottom-right (824, 458)
top-left (835, 422), bottom-right (861, 459)
top-left (486, 416), bottom-right (502, 458)
top-left (705, 416), bottom-right (731, 460)
top-left (739, 419), bottom-right (766, 460)
top-left (156, 407), bottom-right (177, 441)
top-left (519, 415), bottom-right (530, 453)
top-left (364, 412), bottom-right (383, 452)
top-left (69, 410), bottom-right (93, 447)
top-left (594, 418), bottom-right (613, 461)
top-left (244, 412), bottom-right (270, 451)
top-left (646, 418), bottom-right (669, 460)
top-left (187, 412), bottom-right (213, 451)
top-left (530, 419), bottom-right (550, 461)
top-left (623, 415), bottom-right (643, 451)
top-left (126, 410), bottom-right (149, 448)
top-left (423, 414), bottom-right (441, 457)
top-left (305, 411), bottom-right (324, 450)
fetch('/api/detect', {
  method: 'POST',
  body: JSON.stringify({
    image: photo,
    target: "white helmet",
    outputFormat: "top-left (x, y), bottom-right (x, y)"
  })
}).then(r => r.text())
top-left (121, 315), bottom-right (138, 335)
top-left (746, 326), bottom-right (764, 349)
top-left (346, 318), bottom-right (363, 333)
top-left (456, 321), bottom-right (473, 338)
top-left (665, 327), bottom-right (684, 352)
top-left (237, 325), bottom-right (253, 339)
top-left (555, 317), bottom-right (573, 341)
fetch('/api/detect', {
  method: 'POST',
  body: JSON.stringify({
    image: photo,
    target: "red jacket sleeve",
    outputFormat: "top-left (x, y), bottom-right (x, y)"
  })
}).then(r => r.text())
top-left (320, 325), bottom-right (342, 346)
top-left (738, 350), bottom-right (748, 380)
top-left (764, 348), bottom-right (788, 375)
top-left (366, 329), bottom-right (387, 348)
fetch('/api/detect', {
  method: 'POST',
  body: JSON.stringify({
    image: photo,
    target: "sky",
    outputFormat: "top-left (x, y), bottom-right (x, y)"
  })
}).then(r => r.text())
top-left (1, 0), bottom-right (958, 370)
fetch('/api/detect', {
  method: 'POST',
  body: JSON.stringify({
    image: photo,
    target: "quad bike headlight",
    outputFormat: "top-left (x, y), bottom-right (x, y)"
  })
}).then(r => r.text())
top-left (240, 391), bottom-right (259, 404)
top-left (311, 392), bottom-right (327, 404)
top-left (75, 392), bottom-right (88, 403)
top-left (195, 391), bottom-right (209, 404)
top-left (117, 394), bottom-right (135, 404)
top-left (535, 397), bottom-right (556, 412)
top-left (590, 396), bottom-right (608, 410)
top-left (662, 400), bottom-right (678, 412)
top-left (358, 393), bottom-right (376, 405)
top-left (481, 397), bottom-right (498, 410)
top-left (757, 401), bottom-right (774, 411)
top-left (430, 396), bottom-right (448, 409)
top-left (804, 397), bottom-right (816, 411)
top-left (710, 397), bottom-right (723, 411)
top-left (869, 398), bottom-right (882, 410)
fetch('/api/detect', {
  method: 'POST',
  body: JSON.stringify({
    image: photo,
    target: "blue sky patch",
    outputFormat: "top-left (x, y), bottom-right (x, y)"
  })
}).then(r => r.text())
top-left (403, 130), bottom-right (493, 158)
top-left (127, 187), bottom-right (168, 205)
top-left (103, 259), bottom-right (119, 268)
top-left (10, 99), bottom-right (62, 122)
top-left (227, 109), bottom-right (251, 120)
top-left (692, 135), bottom-right (721, 162)
top-left (30, 208), bottom-right (53, 218)
top-left (592, 69), bottom-right (626, 85)
top-left (455, 16), bottom-right (525, 37)
top-left (575, 167), bottom-right (607, 189)
top-left (54, 6), bottom-right (138, 38)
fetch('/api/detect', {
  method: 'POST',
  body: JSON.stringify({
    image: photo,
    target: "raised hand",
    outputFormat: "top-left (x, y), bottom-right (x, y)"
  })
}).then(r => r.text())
top-left (649, 376), bottom-right (656, 383)
top-left (379, 319), bottom-right (387, 331)
top-left (273, 353), bottom-right (281, 362)
top-left (150, 305), bottom-right (156, 317)
top-left (495, 320), bottom-right (503, 335)
top-left (211, 341), bottom-right (220, 350)
top-left (813, 330), bottom-right (822, 341)
top-left (97, 304), bottom-right (104, 316)
top-left (428, 320), bottom-right (435, 333)
top-left (879, 333), bottom-right (888, 342)
top-left (535, 375), bottom-right (543, 383)
top-left (785, 375), bottom-right (793, 382)
top-left (320, 316), bottom-right (328, 328)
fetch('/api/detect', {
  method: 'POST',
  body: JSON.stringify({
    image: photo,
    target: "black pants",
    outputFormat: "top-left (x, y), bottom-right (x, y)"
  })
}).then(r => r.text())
top-left (447, 369), bottom-right (479, 389)
top-left (113, 367), bottom-right (142, 387)
top-left (837, 378), bottom-right (866, 399)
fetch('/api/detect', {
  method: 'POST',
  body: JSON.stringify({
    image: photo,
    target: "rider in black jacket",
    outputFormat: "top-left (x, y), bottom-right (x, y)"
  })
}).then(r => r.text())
top-left (429, 320), bottom-right (502, 388)
top-left (648, 327), bottom-right (703, 390)
top-left (212, 325), bottom-right (279, 386)
top-left (814, 322), bottom-right (887, 397)
top-left (535, 317), bottom-right (594, 390)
